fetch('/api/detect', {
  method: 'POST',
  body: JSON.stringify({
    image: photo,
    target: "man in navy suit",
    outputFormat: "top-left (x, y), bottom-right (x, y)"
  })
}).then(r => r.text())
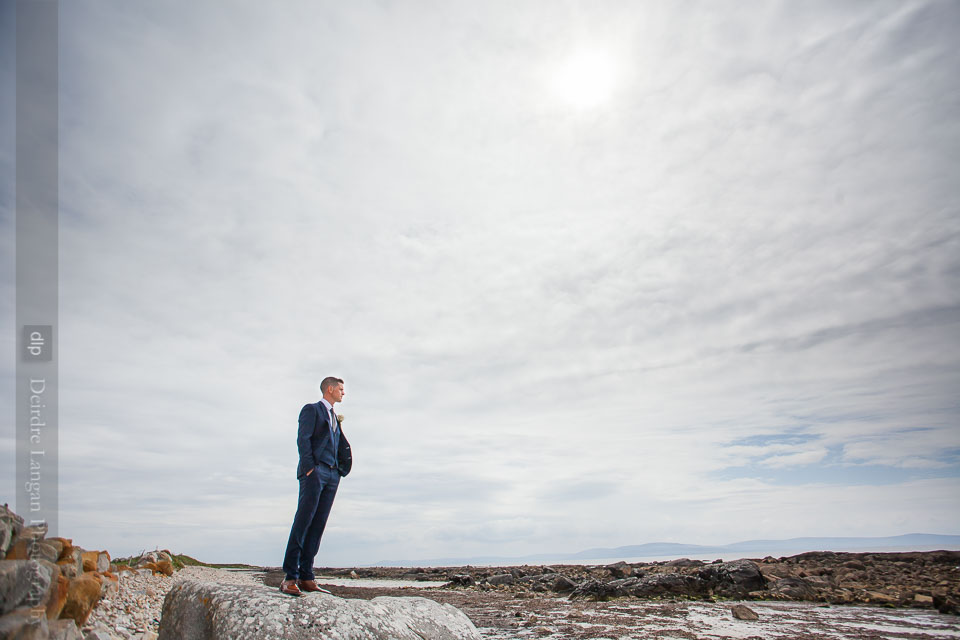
top-left (280, 376), bottom-right (353, 596)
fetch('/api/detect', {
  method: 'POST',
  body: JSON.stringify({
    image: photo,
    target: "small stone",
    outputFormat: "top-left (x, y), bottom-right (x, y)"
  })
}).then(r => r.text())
top-left (49, 618), bottom-right (84, 640)
top-left (83, 622), bottom-right (116, 640)
top-left (20, 523), bottom-right (49, 541)
top-left (447, 574), bottom-right (475, 587)
top-left (731, 604), bottom-right (759, 620)
top-left (866, 591), bottom-right (897, 605)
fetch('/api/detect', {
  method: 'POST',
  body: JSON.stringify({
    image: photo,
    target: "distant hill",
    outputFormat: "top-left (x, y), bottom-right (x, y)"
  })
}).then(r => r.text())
top-left (372, 533), bottom-right (960, 567)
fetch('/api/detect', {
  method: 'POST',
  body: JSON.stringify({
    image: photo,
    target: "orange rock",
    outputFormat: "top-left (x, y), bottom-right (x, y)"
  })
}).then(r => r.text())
top-left (80, 549), bottom-right (110, 573)
top-left (59, 545), bottom-right (81, 567)
top-left (46, 573), bottom-right (69, 620)
top-left (142, 561), bottom-right (160, 574)
top-left (155, 560), bottom-right (174, 576)
top-left (48, 537), bottom-right (72, 549)
top-left (2, 537), bottom-right (58, 562)
top-left (59, 573), bottom-right (102, 625)
top-left (5, 538), bottom-right (30, 560)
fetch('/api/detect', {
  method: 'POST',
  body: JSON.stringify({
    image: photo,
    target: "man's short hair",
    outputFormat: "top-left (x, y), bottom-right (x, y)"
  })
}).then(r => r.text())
top-left (320, 376), bottom-right (344, 393)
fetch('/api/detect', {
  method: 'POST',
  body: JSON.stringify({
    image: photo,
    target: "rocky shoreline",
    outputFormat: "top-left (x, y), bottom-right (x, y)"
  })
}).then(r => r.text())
top-left (257, 552), bottom-right (960, 639)
top-left (276, 548), bottom-right (960, 614)
top-left (20, 559), bottom-right (959, 640)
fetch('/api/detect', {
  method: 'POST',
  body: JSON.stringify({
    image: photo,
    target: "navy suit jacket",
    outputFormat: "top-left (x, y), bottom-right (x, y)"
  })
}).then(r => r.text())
top-left (296, 402), bottom-right (352, 479)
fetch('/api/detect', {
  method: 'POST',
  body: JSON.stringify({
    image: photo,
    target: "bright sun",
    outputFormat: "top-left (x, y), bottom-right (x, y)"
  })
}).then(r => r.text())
top-left (550, 49), bottom-right (619, 110)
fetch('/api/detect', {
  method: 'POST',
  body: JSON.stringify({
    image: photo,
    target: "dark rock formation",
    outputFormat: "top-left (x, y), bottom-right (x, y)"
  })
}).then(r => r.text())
top-left (698, 558), bottom-right (767, 597)
top-left (415, 550), bottom-right (960, 612)
top-left (605, 561), bottom-right (631, 578)
top-left (447, 574), bottom-right (475, 587)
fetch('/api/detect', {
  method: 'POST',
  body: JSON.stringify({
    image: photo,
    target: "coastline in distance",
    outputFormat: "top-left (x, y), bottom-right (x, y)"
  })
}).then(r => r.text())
top-left (370, 533), bottom-right (960, 568)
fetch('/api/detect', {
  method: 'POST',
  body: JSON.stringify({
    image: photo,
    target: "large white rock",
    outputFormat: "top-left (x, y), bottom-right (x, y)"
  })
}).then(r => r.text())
top-left (157, 580), bottom-right (482, 640)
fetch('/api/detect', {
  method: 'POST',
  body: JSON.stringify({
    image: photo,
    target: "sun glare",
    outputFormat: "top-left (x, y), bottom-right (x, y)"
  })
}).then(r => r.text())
top-left (551, 49), bottom-right (618, 110)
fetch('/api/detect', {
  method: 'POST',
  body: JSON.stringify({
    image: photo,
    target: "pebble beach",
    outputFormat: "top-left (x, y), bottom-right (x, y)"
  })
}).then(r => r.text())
top-left (83, 566), bottom-right (264, 639)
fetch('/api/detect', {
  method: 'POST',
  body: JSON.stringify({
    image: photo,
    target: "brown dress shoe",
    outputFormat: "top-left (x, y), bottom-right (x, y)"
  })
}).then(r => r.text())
top-left (297, 579), bottom-right (332, 594)
top-left (279, 579), bottom-right (302, 596)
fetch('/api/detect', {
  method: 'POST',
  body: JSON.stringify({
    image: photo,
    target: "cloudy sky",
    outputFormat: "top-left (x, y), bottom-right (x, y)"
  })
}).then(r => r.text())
top-left (1, 1), bottom-right (958, 567)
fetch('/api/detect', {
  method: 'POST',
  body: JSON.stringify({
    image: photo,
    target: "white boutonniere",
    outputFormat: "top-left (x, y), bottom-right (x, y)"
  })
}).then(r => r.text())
top-left (337, 414), bottom-right (344, 424)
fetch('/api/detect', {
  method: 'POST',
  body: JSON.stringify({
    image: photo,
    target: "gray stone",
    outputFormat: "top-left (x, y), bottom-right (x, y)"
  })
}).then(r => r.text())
top-left (0, 559), bottom-right (53, 616)
top-left (606, 561), bottom-right (631, 578)
top-left (0, 607), bottom-right (49, 640)
top-left (571, 572), bottom-right (705, 601)
top-left (569, 578), bottom-right (616, 601)
top-left (157, 579), bottom-right (482, 640)
top-left (43, 539), bottom-right (64, 560)
top-left (486, 573), bottom-right (514, 586)
top-left (19, 524), bottom-right (48, 542)
top-left (0, 507), bottom-right (23, 559)
top-left (0, 529), bottom-right (11, 560)
top-left (731, 604), bottom-right (759, 620)
top-left (57, 553), bottom-right (82, 579)
top-left (38, 558), bottom-right (63, 607)
top-left (551, 575), bottom-right (578, 593)
top-left (446, 574), bottom-right (474, 587)
top-left (34, 540), bottom-right (60, 564)
top-left (770, 577), bottom-right (817, 600)
top-left (628, 573), bottom-right (702, 597)
top-left (666, 558), bottom-right (704, 568)
top-left (49, 618), bottom-right (84, 640)
top-left (83, 622), bottom-right (121, 640)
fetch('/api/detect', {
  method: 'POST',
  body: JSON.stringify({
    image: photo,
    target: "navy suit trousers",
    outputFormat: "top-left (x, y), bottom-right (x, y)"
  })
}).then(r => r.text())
top-left (282, 465), bottom-right (340, 580)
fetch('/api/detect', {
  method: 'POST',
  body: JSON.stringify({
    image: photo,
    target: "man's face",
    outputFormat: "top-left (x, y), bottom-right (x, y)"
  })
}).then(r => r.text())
top-left (328, 383), bottom-right (345, 403)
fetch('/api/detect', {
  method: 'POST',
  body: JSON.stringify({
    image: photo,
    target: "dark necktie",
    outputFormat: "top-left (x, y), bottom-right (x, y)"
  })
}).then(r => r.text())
top-left (329, 408), bottom-right (340, 456)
